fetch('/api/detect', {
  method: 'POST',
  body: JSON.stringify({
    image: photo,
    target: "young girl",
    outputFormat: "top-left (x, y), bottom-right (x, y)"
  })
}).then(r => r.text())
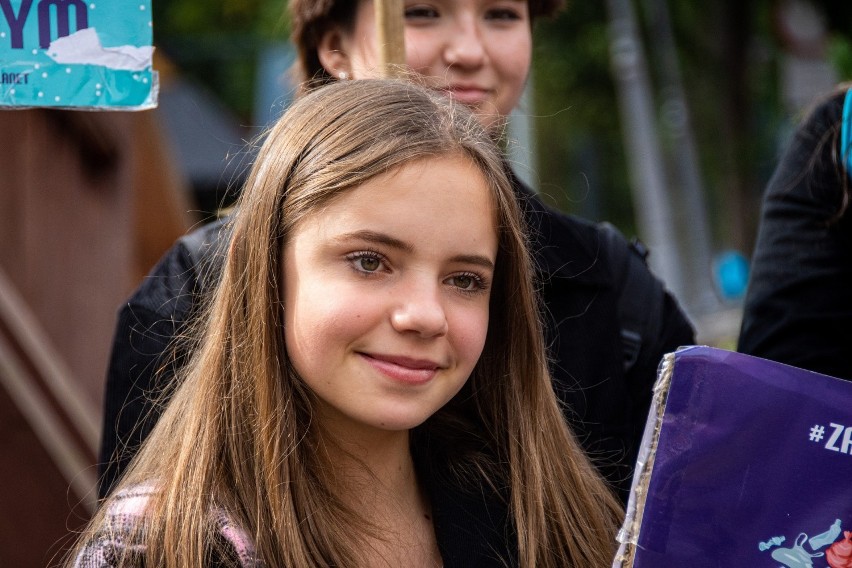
top-left (72, 80), bottom-right (622, 567)
top-left (99, 0), bottom-right (694, 504)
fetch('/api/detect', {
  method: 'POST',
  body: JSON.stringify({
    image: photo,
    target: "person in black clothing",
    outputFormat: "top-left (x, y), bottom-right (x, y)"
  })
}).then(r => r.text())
top-left (739, 85), bottom-right (852, 378)
top-left (71, 79), bottom-right (623, 568)
top-left (99, 0), bottom-right (694, 503)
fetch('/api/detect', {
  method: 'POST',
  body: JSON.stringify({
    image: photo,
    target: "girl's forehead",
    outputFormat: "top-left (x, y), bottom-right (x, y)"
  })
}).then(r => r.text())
top-left (290, 155), bottom-right (498, 238)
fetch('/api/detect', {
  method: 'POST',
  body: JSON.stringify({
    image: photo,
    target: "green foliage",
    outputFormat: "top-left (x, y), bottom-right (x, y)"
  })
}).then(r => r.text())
top-left (829, 35), bottom-right (852, 81)
top-left (532, 3), bottom-right (635, 232)
top-left (153, 0), bottom-right (288, 39)
top-left (153, 0), bottom-right (290, 119)
top-left (531, 1), bottom-right (788, 249)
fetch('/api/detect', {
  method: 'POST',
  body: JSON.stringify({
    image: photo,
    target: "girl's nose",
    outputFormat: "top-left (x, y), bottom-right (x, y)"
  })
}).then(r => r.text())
top-left (443, 19), bottom-right (486, 69)
top-left (390, 283), bottom-right (449, 338)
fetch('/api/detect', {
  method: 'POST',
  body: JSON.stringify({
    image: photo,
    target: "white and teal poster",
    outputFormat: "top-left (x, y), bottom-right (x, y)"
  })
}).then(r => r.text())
top-left (0, 0), bottom-right (157, 109)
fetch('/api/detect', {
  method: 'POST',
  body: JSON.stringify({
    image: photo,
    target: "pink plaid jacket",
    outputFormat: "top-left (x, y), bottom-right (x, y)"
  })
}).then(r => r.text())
top-left (72, 485), bottom-right (260, 567)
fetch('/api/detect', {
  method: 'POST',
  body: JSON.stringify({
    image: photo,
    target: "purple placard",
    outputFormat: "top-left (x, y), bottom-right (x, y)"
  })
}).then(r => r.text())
top-left (617, 346), bottom-right (852, 568)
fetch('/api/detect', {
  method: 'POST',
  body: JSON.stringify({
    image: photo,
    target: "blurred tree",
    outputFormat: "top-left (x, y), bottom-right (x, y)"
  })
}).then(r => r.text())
top-left (532, 1), bottom-right (783, 254)
top-left (680, 0), bottom-right (779, 255)
top-left (152, 0), bottom-right (289, 120)
top-left (830, 36), bottom-right (852, 79)
top-left (532, 3), bottom-right (633, 230)
top-left (151, 0), bottom-right (852, 255)
top-left (822, 0), bottom-right (852, 79)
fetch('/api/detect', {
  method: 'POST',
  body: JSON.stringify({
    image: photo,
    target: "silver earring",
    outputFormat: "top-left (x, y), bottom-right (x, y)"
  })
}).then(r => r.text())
top-left (338, 71), bottom-right (349, 80)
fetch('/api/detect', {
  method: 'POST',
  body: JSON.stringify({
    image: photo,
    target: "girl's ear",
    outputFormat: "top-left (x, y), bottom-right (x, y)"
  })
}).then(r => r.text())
top-left (318, 26), bottom-right (353, 80)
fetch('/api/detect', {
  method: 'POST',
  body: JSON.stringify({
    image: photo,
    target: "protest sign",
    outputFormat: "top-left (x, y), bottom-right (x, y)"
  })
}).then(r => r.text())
top-left (615, 346), bottom-right (852, 568)
top-left (0, 0), bottom-right (156, 109)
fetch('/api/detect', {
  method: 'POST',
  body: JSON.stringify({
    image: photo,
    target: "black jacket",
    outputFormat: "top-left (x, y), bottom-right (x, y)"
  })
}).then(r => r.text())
top-left (98, 172), bottom-right (694, 502)
top-left (739, 90), bottom-right (852, 379)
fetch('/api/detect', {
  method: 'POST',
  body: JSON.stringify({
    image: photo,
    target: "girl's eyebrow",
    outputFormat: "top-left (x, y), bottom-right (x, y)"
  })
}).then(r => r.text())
top-left (451, 254), bottom-right (495, 271)
top-left (334, 230), bottom-right (495, 270)
top-left (334, 230), bottom-right (413, 252)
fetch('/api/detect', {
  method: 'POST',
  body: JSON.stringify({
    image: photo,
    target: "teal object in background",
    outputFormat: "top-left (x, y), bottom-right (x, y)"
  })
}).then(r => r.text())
top-left (0, 0), bottom-right (157, 109)
top-left (713, 250), bottom-right (750, 301)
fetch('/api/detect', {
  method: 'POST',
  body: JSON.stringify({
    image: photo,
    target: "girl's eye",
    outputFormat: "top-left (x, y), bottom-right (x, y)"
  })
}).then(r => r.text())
top-left (405, 5), bottom-right (439, 20)
top-left (485, 8), bottom-right (523, 22)
top-left (447, 272), bottom-right (487, 293)
top-left (359, 256), bottom-right (381, 272)
top-left (347, 252), bottom-right (385, 274)
top-left (452, 275), bottom-right (474, 289)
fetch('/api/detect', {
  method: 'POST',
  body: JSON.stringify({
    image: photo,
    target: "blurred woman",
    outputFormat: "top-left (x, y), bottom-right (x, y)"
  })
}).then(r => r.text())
top-left (739, 84), bottom-right (852, 379)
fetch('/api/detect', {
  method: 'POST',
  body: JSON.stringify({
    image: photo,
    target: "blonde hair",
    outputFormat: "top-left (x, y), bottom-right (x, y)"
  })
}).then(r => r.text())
top-left (70, 79), bottom-right (621, 567)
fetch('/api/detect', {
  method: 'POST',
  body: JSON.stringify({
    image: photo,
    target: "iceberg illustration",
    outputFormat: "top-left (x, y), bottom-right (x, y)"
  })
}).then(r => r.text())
top-left (45, 28), bottom-right (152, 71)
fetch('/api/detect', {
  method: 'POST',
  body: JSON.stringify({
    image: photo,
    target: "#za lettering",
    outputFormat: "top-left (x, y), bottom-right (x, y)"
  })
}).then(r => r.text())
top-left (825, 423), bottom-right (852, 454)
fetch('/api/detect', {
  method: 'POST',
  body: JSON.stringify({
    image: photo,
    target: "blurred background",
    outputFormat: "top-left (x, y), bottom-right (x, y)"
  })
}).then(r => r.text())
top-left (1, 0), bottom-right (850, 565)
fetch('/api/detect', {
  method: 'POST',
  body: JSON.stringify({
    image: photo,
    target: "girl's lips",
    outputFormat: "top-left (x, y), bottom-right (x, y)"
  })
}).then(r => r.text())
top-left (442, 86), bottom-right (490, 105)
top-left (359, 353), bottom-right (440, 385)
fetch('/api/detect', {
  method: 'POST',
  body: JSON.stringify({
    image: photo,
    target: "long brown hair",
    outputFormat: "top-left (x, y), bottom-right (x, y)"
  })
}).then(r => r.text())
top-left (69, 79), bottom-right (621, 567)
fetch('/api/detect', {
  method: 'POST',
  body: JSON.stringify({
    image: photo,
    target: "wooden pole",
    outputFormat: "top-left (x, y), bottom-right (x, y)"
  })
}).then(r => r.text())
top-left (374, 0), bottom-right (406, 77)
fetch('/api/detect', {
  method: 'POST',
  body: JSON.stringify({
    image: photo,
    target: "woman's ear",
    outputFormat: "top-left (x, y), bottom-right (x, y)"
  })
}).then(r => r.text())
top-left (318, 26), bottom-right (352, 80)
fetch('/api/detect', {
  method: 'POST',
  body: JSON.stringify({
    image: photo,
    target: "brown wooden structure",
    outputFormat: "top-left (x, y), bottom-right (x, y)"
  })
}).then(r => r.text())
top-left (0, 107), bottom-right (192, 566)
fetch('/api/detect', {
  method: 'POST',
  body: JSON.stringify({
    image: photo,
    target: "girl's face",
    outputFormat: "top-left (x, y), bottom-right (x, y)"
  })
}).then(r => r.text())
top-left (282, 155), bottom-right (498, 440)
top-left (322, 0), bottom-right (532, 131)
